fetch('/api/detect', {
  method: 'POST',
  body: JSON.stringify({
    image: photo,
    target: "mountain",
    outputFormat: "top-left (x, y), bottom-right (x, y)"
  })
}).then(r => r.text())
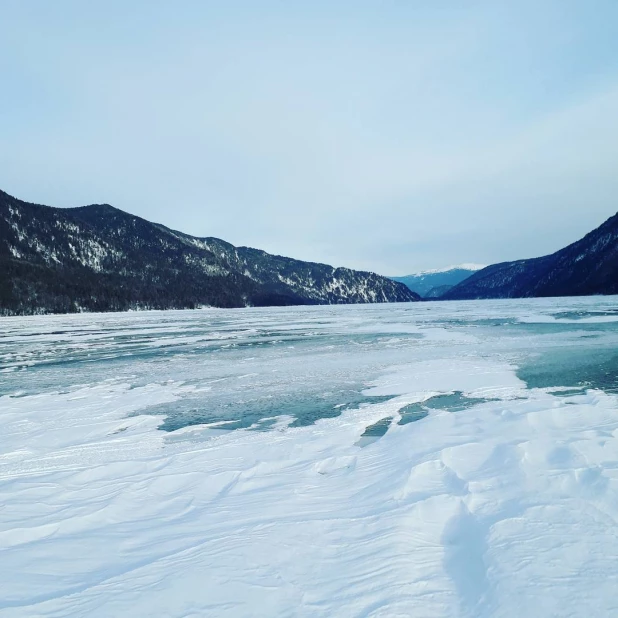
top-left (423, 284), bottom-right (455, 299)
top-left (443, 213), bottom-right (618, 300)
top-left (0, 190), bottom-right (418, 315)
top-left (391, 265), bottom-right (484, 298)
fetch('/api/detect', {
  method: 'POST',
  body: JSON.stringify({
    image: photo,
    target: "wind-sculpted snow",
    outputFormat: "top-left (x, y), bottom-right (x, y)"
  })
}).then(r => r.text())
top-left (2, 297), bottom-right (618, 616)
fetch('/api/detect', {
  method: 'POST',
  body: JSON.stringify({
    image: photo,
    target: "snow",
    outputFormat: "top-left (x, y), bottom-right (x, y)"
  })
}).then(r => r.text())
top-left (8, 245), bottom-right (21, 258)
top-left (2, 297), bottom-right (618, 616)
top-left (412, 263), bottom-right (487, 276)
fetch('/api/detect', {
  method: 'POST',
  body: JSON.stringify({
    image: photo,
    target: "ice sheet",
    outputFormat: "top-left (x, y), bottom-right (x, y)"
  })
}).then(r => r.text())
top-left (2, 297), bottom-right (618, 617)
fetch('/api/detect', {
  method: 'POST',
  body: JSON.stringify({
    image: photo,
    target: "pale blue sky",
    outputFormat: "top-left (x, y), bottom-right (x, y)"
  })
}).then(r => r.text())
top-left (2, 1), bottom-right (618, 274)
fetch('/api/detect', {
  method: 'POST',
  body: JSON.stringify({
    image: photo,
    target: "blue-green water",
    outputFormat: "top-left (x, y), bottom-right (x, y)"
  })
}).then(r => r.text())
top-left (2, 296), bottom-right (618, 434)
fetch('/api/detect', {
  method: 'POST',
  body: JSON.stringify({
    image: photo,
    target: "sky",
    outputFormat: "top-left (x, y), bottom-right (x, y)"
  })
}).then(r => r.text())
top-left (2, 1), bottom-right (618, 275)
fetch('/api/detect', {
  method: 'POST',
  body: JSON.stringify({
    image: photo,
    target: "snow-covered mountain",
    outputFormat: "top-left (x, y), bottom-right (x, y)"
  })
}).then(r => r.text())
top-left (391, 265), bottom-right (484, 298)
top-left (444, 213), bottom-right (618, 300)
top-left (0, 190), bottom-right (419, 315)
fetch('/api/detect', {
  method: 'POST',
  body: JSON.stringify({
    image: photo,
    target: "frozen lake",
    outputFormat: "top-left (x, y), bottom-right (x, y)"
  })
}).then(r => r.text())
top-left (2, 297), bottom-right (618, 616)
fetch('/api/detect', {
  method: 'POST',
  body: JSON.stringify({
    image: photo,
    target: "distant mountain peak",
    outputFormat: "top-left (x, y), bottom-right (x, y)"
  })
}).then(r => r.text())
top-left (413, 263), bottom-right (486, 276)
top-left (390, 265), bottom-right (483, 298)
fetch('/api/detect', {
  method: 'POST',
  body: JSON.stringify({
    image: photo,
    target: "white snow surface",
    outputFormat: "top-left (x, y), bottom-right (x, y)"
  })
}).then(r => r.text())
top-left (2, 297), bottom-right (618, 617)
top-left (413, 263), bottom-right (487, 276)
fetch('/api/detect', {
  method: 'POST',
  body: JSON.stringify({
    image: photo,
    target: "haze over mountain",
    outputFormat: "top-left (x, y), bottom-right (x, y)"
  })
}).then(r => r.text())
top-left (443, 212), bottom-right (618, 300)
top-left (391, 265), bottom-right (484, 298)
top-left (0, 190), bottom-right (417, 315)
